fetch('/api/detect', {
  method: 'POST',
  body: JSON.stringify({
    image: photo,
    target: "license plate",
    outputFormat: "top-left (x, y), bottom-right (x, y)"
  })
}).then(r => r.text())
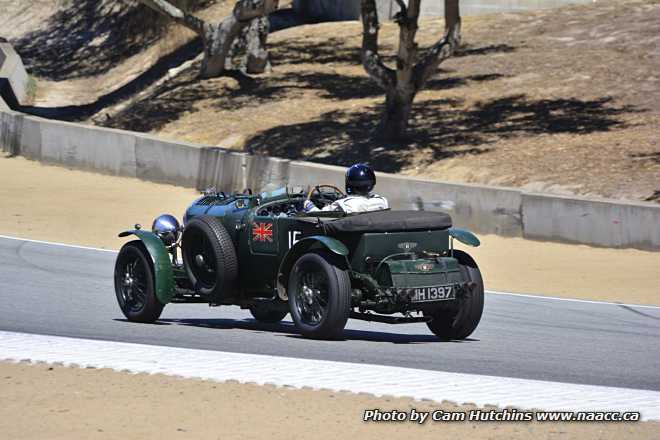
top-left (410, 285), bottom-right (456, 302)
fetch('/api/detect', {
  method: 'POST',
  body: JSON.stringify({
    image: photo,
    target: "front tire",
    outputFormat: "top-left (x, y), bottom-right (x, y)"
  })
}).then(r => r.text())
top-left (288, 250), bottom-right (351, 340)
top-left (114, 241), bottom-right (164, 323)
top-left (426, 250), bottom-right (484, 340)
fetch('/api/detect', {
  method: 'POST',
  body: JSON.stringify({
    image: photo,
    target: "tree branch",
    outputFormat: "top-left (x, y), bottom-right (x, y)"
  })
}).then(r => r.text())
top-left (234, 0), bottom-right (279, 22)
top-left (360, 0), bottom-right (395, 90)
top-left (395, 0), bottom-right (421, 89)
top-left (139, 0), bottom-right (206, 35)
top-left (393, 0), bottom-right (407, 17)
top-left (140, 0), bottom-right (279, 77)
top-left (413, 0), bottom-right (461, 90)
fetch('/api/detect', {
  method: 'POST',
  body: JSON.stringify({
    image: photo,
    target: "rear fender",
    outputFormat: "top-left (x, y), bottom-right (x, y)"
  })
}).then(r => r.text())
top-left (276, 236), bottom-right (349, 301)
top-left (118, 230), bottom-right (175, 304)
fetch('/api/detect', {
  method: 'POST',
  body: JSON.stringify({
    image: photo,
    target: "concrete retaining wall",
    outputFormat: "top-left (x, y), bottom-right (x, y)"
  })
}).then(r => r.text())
top-left (522, 193), bottom-right (660, 249)
top-left (292, 0), bottom-right (362, 21)
top-left (1, 108), bottom-right (659, 250)
top-left (293, 0), bottom-right (595, 21)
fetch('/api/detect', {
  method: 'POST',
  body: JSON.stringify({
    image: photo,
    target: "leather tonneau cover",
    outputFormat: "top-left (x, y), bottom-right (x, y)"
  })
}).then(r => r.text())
top-left (324, 210), bottom-right (452, 234)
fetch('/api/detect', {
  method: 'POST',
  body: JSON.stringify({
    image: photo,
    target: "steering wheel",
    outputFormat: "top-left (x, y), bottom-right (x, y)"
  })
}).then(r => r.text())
top-left (306, 185), bottom-right (346, 209)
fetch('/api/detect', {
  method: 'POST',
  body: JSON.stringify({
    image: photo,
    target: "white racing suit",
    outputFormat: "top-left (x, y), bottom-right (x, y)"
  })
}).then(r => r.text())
top-left (305, 194), bottom-right (389, 214)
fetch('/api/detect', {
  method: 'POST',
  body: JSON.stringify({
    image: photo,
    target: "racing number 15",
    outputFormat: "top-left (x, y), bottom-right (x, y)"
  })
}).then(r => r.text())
top-left (288, 231), bottom-right (302, 248)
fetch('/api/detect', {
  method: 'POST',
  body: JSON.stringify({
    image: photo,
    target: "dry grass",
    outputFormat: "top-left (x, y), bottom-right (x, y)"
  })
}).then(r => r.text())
top-left (103, 0), bottom-right (659, 202)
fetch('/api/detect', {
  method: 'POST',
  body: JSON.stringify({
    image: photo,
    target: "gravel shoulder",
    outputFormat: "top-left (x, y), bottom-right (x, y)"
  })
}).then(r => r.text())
top-left (1, 362), bottom-right (658, 440)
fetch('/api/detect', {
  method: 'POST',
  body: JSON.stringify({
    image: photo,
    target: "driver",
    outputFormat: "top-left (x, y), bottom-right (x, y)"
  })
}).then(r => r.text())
top-left (303, 163), bottom-right (389, 213)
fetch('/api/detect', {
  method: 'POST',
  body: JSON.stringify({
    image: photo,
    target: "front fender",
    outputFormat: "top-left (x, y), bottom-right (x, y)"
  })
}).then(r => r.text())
top-left (118, 230), bottom-right (175, 304)
top-left (448, 227), bottom-right (481, 247)
top-left (276, 235), bottom-right (349, 300)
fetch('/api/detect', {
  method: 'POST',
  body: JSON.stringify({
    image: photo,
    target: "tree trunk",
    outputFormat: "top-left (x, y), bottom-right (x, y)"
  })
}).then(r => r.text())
top-left (360, 0), bottom-right (461, 141)
top-left (245, 15), bottom-right (271, 74)
top-left (201, 17), bottom-right (243, 77)
top-left (381, 88), bottom-right (415, 141)
top-left (202, 0), bottom-right (278, 77)
top-left (139, 0), bottom-right (278, 78)
top-left (385, 0), bottom-right (421, 139)
top-left (360, 0), bottom-right (395, 90)
top-left (444, 0), bottom-right (461, 34)
top-left (227, 14), bottom-right (271, 73)
top-left (413, 0), bottom-right (461, 89)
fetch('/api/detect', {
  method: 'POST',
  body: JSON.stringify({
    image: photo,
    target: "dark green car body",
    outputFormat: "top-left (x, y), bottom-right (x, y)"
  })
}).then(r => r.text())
top-left (116, 186), bottom-right (484, 339)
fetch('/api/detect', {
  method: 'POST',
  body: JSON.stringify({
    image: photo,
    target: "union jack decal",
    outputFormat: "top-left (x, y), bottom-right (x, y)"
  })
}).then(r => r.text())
top-left (252, 222), bottom-right (273, 242)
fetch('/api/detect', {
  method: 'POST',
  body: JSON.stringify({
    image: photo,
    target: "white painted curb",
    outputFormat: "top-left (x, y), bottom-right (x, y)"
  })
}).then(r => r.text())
top-left (1, 331), bottom-right (659, 420)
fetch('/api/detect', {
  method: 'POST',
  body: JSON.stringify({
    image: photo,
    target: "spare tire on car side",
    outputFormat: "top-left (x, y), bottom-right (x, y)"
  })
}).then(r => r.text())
top-left (181, 215), bottom-right (238, 303)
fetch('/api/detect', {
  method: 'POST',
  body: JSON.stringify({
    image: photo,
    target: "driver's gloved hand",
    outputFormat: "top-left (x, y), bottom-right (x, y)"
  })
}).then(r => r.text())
top-left (303, 200), bottom-right (316, 212)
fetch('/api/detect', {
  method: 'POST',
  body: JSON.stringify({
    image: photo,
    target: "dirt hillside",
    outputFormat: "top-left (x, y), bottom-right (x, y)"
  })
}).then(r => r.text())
top-left (3, 0), bottom-right (659, 203)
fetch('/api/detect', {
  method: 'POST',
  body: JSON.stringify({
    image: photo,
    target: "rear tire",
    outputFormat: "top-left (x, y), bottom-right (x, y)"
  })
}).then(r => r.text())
top-left (181, 215), bottom-right (238, 302)
top-left (114, 241), bottom-right (164, 323)
top-left (426, 250), bottom-right (484, 340)
top-left (288, 250), bottom-right (351, 340)
top-left (249, 304), bottom-right (288, 323)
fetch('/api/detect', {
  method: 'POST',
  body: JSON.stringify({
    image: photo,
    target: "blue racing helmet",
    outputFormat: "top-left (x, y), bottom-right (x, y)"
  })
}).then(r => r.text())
top-left (345, 163), bottom-right (376, 195)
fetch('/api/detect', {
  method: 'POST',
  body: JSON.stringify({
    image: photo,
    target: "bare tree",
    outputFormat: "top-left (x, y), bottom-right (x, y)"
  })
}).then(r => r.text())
top-left (361, 0), bottom-right (461, 140)
top-left (139, 0), bottom-right (279, 77)
top-left (227, 14), bottom-right (272, 73)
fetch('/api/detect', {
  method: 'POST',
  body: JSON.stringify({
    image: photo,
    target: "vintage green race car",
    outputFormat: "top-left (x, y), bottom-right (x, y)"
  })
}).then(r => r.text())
top-left (114, 185), bottom-right (484, 340)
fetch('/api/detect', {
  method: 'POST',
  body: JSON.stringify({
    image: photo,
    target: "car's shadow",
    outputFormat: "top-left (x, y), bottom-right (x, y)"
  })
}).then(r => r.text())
top-left (126, 317), bottom-right (477, 344)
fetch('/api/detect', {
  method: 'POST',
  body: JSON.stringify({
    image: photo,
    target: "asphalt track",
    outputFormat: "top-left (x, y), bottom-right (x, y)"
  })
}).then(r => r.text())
top-left (1, 236), bottom-right (659, 391)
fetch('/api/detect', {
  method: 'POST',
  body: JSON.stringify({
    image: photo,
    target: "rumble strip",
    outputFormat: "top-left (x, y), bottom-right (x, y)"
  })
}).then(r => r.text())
top-left (1, 331), bottom-right (659, 421)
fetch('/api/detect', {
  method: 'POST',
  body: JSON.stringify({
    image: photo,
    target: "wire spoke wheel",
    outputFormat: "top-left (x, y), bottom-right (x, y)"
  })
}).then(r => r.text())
top-left (119, 257), bottom-right (145, 313)
top-left (288, 250), bottom-right (351, 339)
top-left (114, 241), bottom-right (164, 323)
top-left (295, 268), bottom-right (330, 326)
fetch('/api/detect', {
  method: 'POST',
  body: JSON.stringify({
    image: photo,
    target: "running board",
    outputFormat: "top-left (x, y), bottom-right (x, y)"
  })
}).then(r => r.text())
top-left (350, 312), bottom-right (431, 324)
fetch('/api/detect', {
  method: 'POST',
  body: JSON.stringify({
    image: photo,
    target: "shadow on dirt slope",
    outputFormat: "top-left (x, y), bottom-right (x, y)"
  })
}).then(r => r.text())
top-left (102, 67), bottom-right (506, 132)
top-left (270, 36), bottom-right (516, 67)
top-left (97, 31), bottom-right (639, 174)
top-left (100, 41), bottom-right (517, 132)
top-left (630, 152), bottom-right (660, 202)
top-left (43, 38), bottom-right (514, 123)
top-left (19, 38), bottom-right (204, 121)
top-left (245, 95), bottom-right (638, 173)
top-left (12, 0), bottom-right (212, 81)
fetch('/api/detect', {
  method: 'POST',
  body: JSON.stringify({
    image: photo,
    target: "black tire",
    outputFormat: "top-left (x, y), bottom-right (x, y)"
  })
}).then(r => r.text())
top-left (426, 250), bottom-right (484, 340)
top-left (249, 304), bottom-right (288, 323)
top-left (181, 215), bottom-right (238, 301)
top-left (287, 250), bottom-right (351, 339)
top-left (114, 241), bottom-right (164, 323)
